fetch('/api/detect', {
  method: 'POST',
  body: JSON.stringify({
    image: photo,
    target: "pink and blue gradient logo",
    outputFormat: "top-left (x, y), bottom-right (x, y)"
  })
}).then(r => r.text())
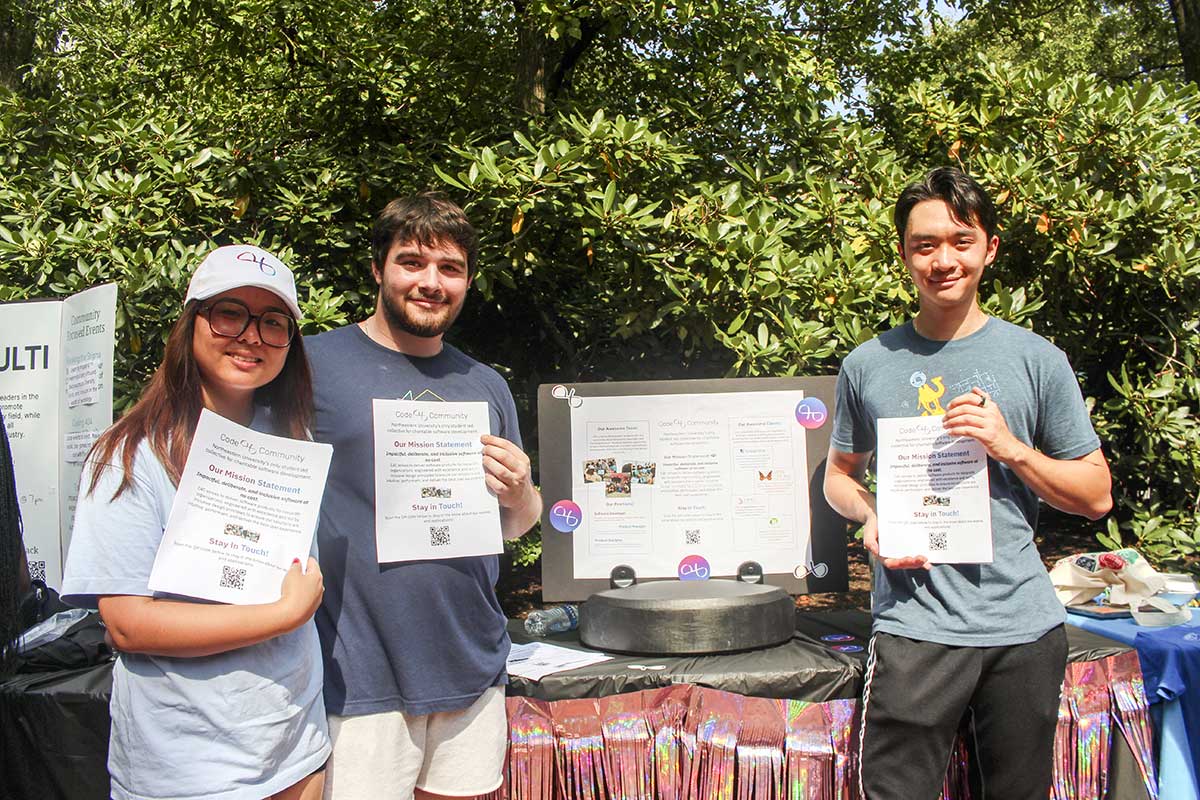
top-left (795, 397), bottom-right (828, 429)
top-left (677, 554), bottom-right (711, 581)
top-left (548, 500), bottom-right (582, 533)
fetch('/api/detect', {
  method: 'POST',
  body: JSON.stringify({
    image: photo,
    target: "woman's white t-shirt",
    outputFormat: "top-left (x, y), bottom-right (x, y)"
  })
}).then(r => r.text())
top-left (61, 412), bottom-right (329, 800)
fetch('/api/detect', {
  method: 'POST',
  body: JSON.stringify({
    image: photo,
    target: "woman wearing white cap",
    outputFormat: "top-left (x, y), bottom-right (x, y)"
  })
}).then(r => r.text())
top-left (62, 246), bottom-right (330, 800)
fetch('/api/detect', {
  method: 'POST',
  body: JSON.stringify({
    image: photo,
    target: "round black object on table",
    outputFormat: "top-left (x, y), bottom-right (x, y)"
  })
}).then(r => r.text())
top-left (579, 579), bottom-right (795, 655)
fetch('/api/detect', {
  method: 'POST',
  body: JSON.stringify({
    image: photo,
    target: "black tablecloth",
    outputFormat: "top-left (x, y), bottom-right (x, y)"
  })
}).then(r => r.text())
top-left (0, 661), bottom-right (113, 800)
top-left (505, 615), bottom-right (862, 702)
top-left (506, 608), bottom-right (1132, 700)
top-left (0, 610), bottom-right (1145, 800)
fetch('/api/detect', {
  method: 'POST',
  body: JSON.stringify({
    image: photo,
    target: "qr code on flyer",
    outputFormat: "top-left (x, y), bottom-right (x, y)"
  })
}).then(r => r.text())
top-left (685, 529), bottom-right (701, 545)
top-left (929, 531), bottom-right (948, 552)
top-left (27, 559), bottom-right (46, 583)
top-left (220, 565), bottom-right (247, 590)
top-left (430, 525), bottom-right (450, 547)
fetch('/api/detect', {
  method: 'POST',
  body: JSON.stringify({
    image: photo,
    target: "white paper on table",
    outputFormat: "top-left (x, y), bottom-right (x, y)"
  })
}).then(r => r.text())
top-left (876, 415), bottom-right (992, 563)
top-left (506, 641), bottom-right (613, 680)
top-left (148, 409), bottom-right (332, 604)
top-left (373, 399), bottom-right (502, 563)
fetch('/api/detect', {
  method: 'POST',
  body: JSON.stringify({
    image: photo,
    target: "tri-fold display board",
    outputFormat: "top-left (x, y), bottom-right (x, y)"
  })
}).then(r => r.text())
top-left (537, 377), bottom-right (847, 601)
top-left (0, 284), bottom-right (117, 589)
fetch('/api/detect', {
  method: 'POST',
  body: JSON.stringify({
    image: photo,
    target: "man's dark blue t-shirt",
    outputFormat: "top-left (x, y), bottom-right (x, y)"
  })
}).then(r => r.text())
top-left (307, 324), bottom-right (519, 716)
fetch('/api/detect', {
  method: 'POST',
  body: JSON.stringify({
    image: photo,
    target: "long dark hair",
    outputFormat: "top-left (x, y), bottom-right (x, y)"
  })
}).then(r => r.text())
top-left (87, 300), bottom-right (313, 498)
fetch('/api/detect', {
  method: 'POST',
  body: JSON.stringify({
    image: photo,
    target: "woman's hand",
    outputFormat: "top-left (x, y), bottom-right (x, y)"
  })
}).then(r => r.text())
top-left (276, 557), bottom-right (324, 630)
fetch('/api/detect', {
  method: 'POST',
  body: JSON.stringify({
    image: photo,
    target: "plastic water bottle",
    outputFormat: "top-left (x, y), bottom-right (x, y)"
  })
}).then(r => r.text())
top-left (523, 604), bottom-right (579, 637)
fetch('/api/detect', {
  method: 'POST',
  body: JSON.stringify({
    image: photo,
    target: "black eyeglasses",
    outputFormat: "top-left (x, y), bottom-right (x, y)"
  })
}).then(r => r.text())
top-left (199, 299), bottom-right (296, 348)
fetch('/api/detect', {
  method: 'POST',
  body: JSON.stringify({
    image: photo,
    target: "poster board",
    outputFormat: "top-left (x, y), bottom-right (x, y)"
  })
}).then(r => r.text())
top-left (0, 284), bottom-right (117, 588)
top-left (537, 377), bottom-right (847, 601)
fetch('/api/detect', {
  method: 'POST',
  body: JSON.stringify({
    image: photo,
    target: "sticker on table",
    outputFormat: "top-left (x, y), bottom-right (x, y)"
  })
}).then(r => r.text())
top-left (832, 644), bottom-right (864, 653)
top-left (821, 634), bottom-right (855, 642)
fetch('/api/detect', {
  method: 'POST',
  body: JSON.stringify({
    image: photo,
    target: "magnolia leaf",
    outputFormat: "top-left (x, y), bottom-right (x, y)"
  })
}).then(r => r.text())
top-left (602, 181), bottom-right (617, 213)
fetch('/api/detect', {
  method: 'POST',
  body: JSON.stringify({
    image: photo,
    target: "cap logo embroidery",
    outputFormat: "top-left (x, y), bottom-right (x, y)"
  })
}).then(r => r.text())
top-left (236, 250), bottom-right (277, 276)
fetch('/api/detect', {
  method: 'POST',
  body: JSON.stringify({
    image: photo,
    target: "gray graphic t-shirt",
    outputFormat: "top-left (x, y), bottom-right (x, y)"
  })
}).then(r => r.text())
top-left (831, 317), bottom-right (1100, 646)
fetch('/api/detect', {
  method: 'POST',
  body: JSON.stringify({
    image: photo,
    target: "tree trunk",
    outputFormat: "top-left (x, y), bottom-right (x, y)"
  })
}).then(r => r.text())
top-left (1168, 0), bottom-right (1200, 85)
top-left (516, 13), bottom-right (547, 115)
top-left (0, 1), bottom-right (38, 91)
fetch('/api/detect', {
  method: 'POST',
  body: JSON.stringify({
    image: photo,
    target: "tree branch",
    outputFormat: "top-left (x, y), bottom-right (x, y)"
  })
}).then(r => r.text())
top-left (546, 16), bottom-right (608, 100)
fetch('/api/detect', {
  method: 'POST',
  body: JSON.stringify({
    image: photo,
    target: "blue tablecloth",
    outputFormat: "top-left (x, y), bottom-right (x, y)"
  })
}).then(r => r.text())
top-left (1066, 611), bottom-right (1200, 800)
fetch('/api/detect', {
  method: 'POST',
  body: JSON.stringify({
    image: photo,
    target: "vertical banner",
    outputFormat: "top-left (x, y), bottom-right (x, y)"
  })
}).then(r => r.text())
top-left (0, 284), bottom-right (116, 588)
top-left (0, 300), bottom-right (62, 588)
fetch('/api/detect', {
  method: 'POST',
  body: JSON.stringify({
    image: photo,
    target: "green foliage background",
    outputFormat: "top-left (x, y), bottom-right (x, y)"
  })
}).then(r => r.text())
top-left (1, 0), bottom-right (1196, 571)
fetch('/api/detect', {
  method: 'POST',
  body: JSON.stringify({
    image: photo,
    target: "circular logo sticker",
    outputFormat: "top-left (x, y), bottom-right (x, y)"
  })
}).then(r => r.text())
top-left (678, 554), bottom-right (711, 581)
top-left (548, 500), bottom-right (582, 532)
top-left (794, 397), bottom-right (828, 429)
top-left (910, 371), bottom-right (927, 388)
top-left (793, 562), bottom-right (830, 580)
top-left (832, 644), bottom-right (864, 653)
top-left (820, 633), bottom-right (855, 642)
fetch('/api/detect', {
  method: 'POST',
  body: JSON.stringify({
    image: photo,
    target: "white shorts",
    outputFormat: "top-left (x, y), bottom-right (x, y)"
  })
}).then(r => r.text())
top-left (323, 687), bottom-right (506, 799)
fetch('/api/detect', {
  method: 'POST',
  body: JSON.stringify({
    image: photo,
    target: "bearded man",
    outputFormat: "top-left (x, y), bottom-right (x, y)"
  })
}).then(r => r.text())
top-left (307, 194), bottom-right (542, 800)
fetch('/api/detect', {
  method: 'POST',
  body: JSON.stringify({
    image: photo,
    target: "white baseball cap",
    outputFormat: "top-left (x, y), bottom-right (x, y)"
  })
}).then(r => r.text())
top-left (185, 245), bottom-right (302, 320)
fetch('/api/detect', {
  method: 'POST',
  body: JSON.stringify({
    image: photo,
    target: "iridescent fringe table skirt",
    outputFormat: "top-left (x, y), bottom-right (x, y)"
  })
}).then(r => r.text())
top-left (486, 651), bottom-right (1157, 800)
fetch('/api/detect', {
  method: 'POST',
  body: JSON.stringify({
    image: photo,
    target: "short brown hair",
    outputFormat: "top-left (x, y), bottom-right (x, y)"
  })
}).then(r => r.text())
top-left (371, 193), bottom-right (479, 278)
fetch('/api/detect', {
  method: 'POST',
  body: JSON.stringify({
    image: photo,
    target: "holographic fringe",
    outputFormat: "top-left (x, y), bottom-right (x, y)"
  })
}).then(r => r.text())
top-left (938, 726), bottom-right (971, 800)
top-left (646, 685), bottom-right (692, 800)
top-left (600, 692), bottom-right (654, 799)
top-left (1067, 660), bottom-right (1113, 800)
top-left (497, 655), bottom-right (1157, 800)
top-left (735, 696), bottom-right (785, 800)
top-left (1106, 652), bottom-right (1160, 800)
top-left (782, 700), bottom-right (834, 800)
top-left (1052, 678), bottom-right (1076, 800)
top-left (689, 688), bottom-right (743, 800)
top-left (505, 696), bottom-right (554, 800)
top-left (552, 698), bottom-right (608, 800)
top-left (823, 699), bottom-right (858, 800)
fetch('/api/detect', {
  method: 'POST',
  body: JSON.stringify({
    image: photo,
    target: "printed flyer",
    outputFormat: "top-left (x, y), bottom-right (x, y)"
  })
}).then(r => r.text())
top-left (148, 410), bottom-right (333, 604)
top-left (565, 390), bottom-right (813, 579)
top-left (373, 398), bottom-right (502, 562)
top-left (0, 284), bottom-right (117, 589)
top-left (875, 415), bottom-right (993, 563)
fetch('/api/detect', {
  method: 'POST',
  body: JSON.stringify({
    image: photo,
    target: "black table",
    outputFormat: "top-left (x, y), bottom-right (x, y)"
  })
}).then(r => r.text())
top-left (0, 610), bottom-right (1151, 800)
